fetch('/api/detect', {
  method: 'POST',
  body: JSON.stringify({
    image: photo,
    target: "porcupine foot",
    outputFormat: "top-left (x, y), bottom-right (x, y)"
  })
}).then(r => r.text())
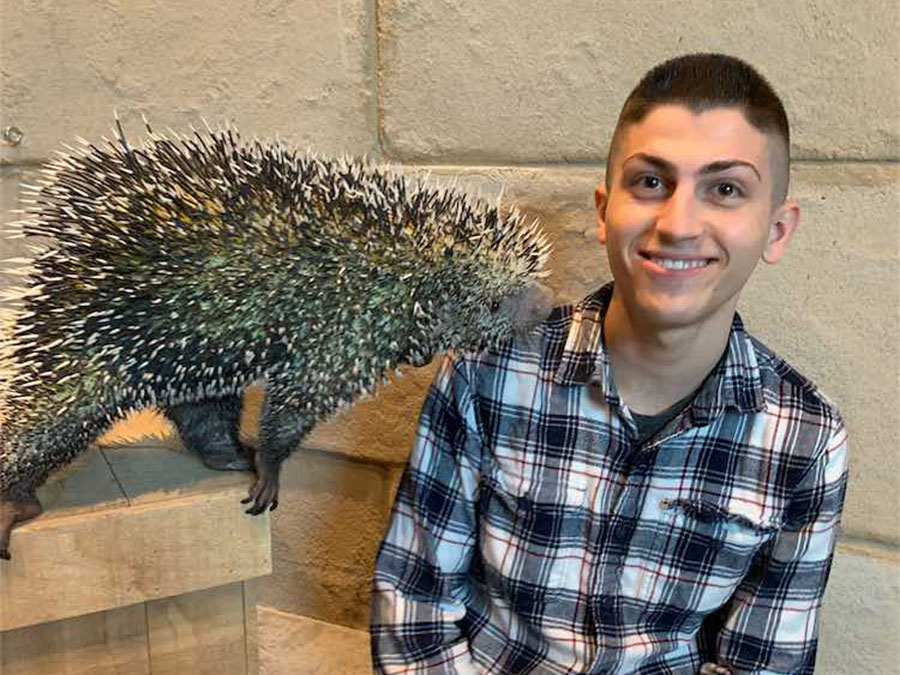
top-left (242, 399), bottom-right (305, 515)
top-left (164, 395), bottom-right (252, 471)
top-left (0, 495), bottom-right (43, 561)
top-left (242, 449), bottom-right (282, 515)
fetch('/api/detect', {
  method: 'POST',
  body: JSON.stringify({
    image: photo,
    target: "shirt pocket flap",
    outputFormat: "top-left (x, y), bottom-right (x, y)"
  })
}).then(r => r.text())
top-left (660, 497), bottom-right (781, 534)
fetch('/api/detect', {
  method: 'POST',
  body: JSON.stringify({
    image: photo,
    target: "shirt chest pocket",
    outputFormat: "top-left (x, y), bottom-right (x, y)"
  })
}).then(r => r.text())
top-left (479, 464), bottom-right (590, 599)
top-left (623, 497), bottom-right (781, 614)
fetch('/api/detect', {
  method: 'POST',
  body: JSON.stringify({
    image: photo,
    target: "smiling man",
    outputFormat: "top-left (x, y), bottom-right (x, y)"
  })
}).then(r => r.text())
top-left (372, 54), bottom-right (849, 674)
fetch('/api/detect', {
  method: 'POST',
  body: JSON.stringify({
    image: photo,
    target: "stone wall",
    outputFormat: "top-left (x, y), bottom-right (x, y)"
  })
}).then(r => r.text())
top-left (1, 1), bottom-right (897, 673)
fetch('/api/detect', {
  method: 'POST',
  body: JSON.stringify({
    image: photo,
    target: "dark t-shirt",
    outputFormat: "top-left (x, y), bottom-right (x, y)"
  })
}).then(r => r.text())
top-left (629, 348), bottom-right (729, 447)
top-left (631, 389), bottom-right (697, 445)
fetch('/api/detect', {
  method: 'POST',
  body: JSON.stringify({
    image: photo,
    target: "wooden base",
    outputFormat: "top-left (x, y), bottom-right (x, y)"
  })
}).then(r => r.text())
top-left (0, 440), bottom-right (271, 674)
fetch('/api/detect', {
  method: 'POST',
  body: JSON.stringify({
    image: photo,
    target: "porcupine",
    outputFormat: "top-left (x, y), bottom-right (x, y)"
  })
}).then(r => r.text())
top-left (0, 119), bottom-right (554, 560)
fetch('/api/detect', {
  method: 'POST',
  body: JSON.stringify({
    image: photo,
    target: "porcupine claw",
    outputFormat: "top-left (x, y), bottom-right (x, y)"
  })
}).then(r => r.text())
top-left (241, 450), bottom-right (281, 516)
top-left (0, 496), bottom-right (43, 561)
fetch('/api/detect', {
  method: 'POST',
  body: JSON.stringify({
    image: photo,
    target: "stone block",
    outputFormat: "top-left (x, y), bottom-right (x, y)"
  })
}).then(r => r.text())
top-left (1, 583), bottom-right (257, 675)
top-left (817, 542), bottom-right (900, 674)
top-left (379, 0), bottom-right (898, 163)
top-left (0, 0), bottom-right (375, 163)
top-left (253, 449), bottom-right (392, 629)
top-left (0, 167), bottom-right (26, 226)
top-left (257, 607), bottom-right (371, 675)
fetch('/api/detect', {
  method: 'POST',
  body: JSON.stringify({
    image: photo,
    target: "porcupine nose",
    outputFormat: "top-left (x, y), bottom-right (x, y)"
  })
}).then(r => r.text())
top-left (508, 282), bottom-right (556, 333)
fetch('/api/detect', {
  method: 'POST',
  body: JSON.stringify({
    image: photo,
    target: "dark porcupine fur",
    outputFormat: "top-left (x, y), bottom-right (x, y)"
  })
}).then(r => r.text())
top-left (0, 119), bottom-right (553, 559)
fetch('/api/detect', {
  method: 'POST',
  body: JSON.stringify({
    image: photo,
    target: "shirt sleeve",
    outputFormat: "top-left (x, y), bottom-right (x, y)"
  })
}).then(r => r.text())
top-left (370, 352), bottom-right (485, 674)
top-left (702, 415), bottom-right (850, 674)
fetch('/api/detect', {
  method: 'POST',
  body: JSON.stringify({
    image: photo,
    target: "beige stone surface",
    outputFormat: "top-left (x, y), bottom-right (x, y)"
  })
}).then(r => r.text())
top-left (0, 0), bottom-right (376, 163)
top-left (33, 447), bottom-right (129, 517)
top-left (304, 364), bottom-right (439, 466)
top-left (146, 583), bottom-right (248, 675)
top-left (379, 0), bottom-right (899, 163)
top-left (0, 168), bottom-right (42, 298)
top-left (96, 408), bottom-right (178, 448)
top-left (0, 603), bottom-right (150, 675)
top-left (386, 466), bottom-right (405, 519)
top-left (253, 449), bottom-right (391, 629)
top-left (817, 542), bottom-right (900, 674)
top-left (0, 167), bottom-right (28, 228)
top-left (244, 580), bottom-right (262, 675)
top-left (257, 606), bottom-right (371, 675)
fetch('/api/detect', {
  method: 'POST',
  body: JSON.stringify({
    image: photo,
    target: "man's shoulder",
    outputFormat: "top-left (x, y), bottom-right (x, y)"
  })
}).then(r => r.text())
top-left (483, 295), bottom-right (589, 368)
top-left (459, 285), bottom-right (609, 387)
top-left (747, 333), bottom-right (844, 429)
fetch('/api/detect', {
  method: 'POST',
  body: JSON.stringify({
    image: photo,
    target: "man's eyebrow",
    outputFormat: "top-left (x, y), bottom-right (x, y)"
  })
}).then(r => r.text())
top-left (624, 153), bottom-right (675, 173)
top-left (701, 160), bottom-right (762, 182)
top-left (624, 153), bottom-right (762, 182)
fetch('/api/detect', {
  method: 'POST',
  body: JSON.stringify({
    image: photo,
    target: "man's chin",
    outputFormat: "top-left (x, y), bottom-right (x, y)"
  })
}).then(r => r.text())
top-left (633, 293), bottom-right (739, 333)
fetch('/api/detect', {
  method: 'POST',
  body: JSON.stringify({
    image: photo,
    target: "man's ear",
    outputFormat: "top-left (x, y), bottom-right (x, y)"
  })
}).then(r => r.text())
top-left (762, 199), bottom-right (800, 264)
top-left (595, 185), bottom-right (609, 246)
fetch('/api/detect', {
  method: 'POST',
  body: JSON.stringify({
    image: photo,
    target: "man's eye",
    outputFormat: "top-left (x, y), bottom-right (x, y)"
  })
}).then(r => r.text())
top-left (632, 174), bottom-right (666, 193)
top-left (712, 182), bottom-right (744, 199)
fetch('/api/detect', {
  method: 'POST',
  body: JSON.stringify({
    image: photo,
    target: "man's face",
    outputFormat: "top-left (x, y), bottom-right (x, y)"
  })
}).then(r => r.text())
top-left (595, 104), bottom-right (799, 331)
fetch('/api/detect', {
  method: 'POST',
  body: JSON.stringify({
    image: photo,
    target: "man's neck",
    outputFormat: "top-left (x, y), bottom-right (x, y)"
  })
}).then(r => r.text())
top-left (603, 294), bottom-right (733, 416)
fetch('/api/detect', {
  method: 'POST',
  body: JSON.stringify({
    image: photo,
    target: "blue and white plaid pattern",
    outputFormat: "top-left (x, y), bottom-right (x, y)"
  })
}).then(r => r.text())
top-left (371, 284), bottom-right (848, 674)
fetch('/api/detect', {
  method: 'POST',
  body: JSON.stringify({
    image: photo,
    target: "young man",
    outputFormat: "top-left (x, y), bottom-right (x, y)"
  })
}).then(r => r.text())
top-left (371, 53), bottom-right (849, 674)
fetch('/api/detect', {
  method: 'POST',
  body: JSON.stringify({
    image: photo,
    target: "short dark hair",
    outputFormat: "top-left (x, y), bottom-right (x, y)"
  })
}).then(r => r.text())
top-left (605, 53), bottom-right (790, 203)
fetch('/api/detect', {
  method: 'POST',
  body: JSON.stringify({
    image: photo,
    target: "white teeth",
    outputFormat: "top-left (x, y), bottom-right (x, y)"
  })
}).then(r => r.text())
top-left (650, 257), bottom-right (709, 270)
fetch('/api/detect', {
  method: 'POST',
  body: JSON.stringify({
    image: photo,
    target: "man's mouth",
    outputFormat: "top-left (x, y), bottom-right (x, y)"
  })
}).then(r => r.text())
top-left (640, 253), bottom-right (715, 271)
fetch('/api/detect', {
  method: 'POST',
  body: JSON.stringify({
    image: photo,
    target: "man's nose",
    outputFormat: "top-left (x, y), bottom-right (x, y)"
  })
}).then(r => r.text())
top-left (654, 185), bottom-right (703, 240)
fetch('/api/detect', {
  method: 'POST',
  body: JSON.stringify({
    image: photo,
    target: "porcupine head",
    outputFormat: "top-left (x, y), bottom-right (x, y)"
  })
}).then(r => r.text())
top-left (0, 121), bottom-right (554, 559)
top-left (389, 187), bottom-right (555, 364)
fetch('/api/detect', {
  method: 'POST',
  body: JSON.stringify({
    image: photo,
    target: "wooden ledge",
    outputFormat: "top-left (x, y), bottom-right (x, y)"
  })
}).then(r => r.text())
top-left (0, 441), bottom-right (272, 631)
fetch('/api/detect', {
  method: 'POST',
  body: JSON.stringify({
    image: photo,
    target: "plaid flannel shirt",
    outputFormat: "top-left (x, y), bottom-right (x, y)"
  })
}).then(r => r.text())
top-left (371, 283), bottom-right (849, 674)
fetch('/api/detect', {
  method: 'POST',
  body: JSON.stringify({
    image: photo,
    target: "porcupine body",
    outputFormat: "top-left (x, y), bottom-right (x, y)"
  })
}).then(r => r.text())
top-left (0, 120), bottom-right (553, 558)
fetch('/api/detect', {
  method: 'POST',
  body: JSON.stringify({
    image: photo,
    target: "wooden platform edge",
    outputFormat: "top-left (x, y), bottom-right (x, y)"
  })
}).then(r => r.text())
top-left (0, 485), bottom-right (272, 631)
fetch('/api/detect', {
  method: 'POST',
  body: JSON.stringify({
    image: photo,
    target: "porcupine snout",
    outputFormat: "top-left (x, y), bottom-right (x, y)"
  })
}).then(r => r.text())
top-left (502, 282), bottom-right (556, 334)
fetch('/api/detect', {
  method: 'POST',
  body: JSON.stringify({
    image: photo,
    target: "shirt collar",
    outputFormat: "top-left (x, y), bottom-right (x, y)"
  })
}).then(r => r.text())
top-left (552, 282), bottom-right (766, 421)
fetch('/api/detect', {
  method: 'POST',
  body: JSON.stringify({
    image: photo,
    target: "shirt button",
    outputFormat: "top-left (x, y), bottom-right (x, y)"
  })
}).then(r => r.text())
top-left (613, 522), bottom-right (630, 541)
